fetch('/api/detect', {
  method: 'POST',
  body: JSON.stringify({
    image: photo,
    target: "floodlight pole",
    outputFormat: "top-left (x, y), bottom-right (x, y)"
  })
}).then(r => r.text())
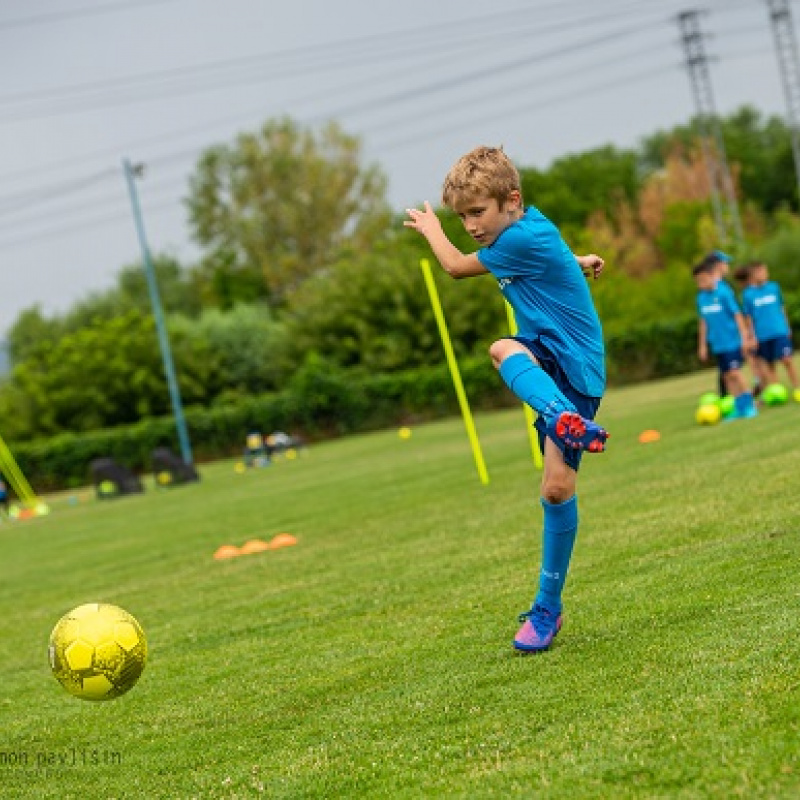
top-left (122, 158), bottom-right (194, 466)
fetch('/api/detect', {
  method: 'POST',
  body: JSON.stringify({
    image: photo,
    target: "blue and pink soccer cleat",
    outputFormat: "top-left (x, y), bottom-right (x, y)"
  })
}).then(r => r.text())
top-left (513, 604), bottom-right (563, 652)
top-left (548, 411), bottom-right (609, 452)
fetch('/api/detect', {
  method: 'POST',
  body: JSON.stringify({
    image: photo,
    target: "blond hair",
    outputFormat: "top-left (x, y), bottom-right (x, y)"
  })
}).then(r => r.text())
top-left (441, 146), bottom-right (522, 210)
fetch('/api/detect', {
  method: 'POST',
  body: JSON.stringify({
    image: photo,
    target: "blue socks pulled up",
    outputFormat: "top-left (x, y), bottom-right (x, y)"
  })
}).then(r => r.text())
top-left (499, 353), bottom-right (575, 424)
top-left (535, 495), bottom-right (578, 613)
top-left (499, 354), bottom-right (580, 611)
top-left (734, 392), bottom-right (755, 415)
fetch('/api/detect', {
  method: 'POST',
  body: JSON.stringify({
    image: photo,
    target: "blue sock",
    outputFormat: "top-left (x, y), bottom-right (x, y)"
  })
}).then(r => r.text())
top-left (734, 392), bottom-right (754, 414)
top-left (499, 353), bottom-right (575, 424)
top-left (535, 495), bottom-right (578, 613)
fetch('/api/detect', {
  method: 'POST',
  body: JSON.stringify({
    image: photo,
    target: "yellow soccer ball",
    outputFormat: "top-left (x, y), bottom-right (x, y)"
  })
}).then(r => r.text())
top-left (156, 471), bottom-right (173, 486)
top-left (695, 403), bottom-right (721, 426)
top-left (49, 603), bottom-right (147, 701)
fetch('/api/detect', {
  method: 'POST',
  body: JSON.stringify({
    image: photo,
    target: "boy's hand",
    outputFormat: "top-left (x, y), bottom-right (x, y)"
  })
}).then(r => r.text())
top-left (404, 201), bottom-right (442, 239)
top-left (698, 344), bottom-right (708, 362)
top-left (576, 253), bottom-right (604, 279)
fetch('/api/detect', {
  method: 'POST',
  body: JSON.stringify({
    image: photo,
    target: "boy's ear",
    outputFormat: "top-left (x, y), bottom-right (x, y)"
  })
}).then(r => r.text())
top-left (505, 189), bottom-right (522, 210)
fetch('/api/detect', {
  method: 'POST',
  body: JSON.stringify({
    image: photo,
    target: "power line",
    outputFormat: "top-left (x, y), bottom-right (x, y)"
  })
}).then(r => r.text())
top-left (326, 42), bottom-right (778, 154)
top-left (376, 62), bottom-right (680, 155)
top-left (0, 199), bottom-right (180, 252)
top-left (0, 82), bottom-right (674, 238)
top-left (0, 20), bottom-right (561, 126)
top-left (305, 18), bottom-right (667, 128)
top-left (0, 1), bottom-right (676, 125)
top-left (0, 0), bottom-right (179, 31)
top-left (360, 38), bottom-right (678, 140)
top-left (0, 0), bottom-right (685, 191)
top-left (0, 170), bottom-right (116, 214)
top-left (0, 173), bottom-right (184, 232)
top-left (0, 11), bottom-right (676, 191)
top-left (0, 14), bottom-right (676, 225)
top-left (137, 15), bottom-right (674, 171)
top-left (0, 1), bottom-right (772, 247)
top-left (0, 4), bottom-right (568, 110)
top-left (0, 42), bottom-right (683, 237)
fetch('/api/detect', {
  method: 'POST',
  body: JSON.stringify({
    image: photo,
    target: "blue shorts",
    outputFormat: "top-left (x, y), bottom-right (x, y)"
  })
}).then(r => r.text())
top-left (509, 336), bottom-right (602, 473)
top-left (756, 335), bottom-right (793, 364)
top-left (715, 349), bottom-right (744, 374)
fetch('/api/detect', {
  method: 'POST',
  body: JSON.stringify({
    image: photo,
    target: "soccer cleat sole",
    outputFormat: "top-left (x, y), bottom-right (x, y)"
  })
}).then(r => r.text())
top-left (553, 412), bottom-right (609, 452)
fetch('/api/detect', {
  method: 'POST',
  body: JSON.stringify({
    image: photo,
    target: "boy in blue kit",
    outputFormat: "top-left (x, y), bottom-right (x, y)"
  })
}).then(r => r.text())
top-left (704, 250), bottom-right (762, 398)
top-left (404, 146), bottom-right (608, 653)
top-left (738, 261), bottom-right (800, 401)
top-left (693, 259), bottom-right (758, 418)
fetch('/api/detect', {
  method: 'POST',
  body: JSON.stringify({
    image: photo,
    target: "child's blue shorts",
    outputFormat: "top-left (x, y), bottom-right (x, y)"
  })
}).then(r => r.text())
top-left (508, 335), bottom-right (602, 473)
top-left (756, 335), bottom-right (793, 364)
top-left (715, 348), bottom-right (744, 374)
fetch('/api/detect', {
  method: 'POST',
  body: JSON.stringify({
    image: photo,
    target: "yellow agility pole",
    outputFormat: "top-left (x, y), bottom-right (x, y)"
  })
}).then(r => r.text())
top-left (0, 433), bottom-right (38, 505)
top-left (504, 301), bottom-right (543, 470)
top-left (419, 258), bottom-right (490, 486)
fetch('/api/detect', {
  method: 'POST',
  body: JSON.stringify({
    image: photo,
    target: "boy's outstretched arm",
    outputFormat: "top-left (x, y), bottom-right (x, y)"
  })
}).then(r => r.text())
top-left (404, 201), bottom-right (488, 279)
top-left (575, 253), bottom-right (604, 279)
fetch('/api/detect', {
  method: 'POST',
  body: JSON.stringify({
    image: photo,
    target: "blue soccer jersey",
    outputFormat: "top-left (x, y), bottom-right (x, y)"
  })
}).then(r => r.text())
top-left (477, 206), bottom-right (605, 398)
top-left (742, 281), bottom-right (789, 341)
top-left (715, 278), bottom-right (737, 303)
top-left (696, 283), bottom-right (742, 354)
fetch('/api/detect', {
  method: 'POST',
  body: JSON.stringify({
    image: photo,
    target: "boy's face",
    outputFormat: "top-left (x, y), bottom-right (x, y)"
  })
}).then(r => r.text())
top-left (713, 260), bottom-right (729, 279)
top-left (454, 191), bottom-right (521, 246)
top-left (694, 271), bottom-right (715, 292)
top-left (753, 263), bottom-right (768, 284)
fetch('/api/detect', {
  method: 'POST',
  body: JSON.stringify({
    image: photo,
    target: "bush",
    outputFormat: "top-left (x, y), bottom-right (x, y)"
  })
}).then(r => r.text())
top-left (606, 290), bottom-right (800, 385)
top-left (10, 355), bottom-right (504, 492)
top-left (13, 293), bottom-right (800, 492)
top-left (605, 313), bottom-right (700, 384)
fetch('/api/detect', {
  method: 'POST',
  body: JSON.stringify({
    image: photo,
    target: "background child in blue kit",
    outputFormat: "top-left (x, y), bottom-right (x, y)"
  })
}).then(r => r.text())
top-left (693, 259), bottom-right (757, 418)
top-left (404, 146), bottom-right (608, 653)
top-left (704, 250), bottom-right (762, 399)
top-left (738, 261), bottom-right (800, 401)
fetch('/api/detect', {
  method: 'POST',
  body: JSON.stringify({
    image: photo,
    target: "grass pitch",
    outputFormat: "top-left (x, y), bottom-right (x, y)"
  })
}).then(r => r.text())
top-left (1, 370), bottom-right (799, 798)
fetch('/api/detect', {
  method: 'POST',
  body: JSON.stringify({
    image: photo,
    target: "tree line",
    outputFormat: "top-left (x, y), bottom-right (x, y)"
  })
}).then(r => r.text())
top-left (3, 107), bottom-right (800, 442)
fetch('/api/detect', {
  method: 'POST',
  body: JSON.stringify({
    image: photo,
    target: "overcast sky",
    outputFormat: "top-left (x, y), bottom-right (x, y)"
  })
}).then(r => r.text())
top-left (0, 0), bottom-right (790, 335)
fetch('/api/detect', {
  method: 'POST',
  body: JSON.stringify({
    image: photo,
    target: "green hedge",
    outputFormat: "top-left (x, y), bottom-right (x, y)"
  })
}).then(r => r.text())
top-left (11, 292), bottom-right (800, 492)
top-left (605, 313), bottom-right (699, 384)
top-left (606, 290), bottom-right (800, 385)
top-left (11, 356), bottom-right (508, 492)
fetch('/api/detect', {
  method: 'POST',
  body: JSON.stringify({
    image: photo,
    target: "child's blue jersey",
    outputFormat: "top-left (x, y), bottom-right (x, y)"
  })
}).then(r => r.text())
top-left (696, 284), bottom-right (742, 354)
top-left (742, 281), bottom-right (788, 341)
top-left (477, 206), bottom-right (605, 398)
top-left (715, 279), bottom-right (737, 303)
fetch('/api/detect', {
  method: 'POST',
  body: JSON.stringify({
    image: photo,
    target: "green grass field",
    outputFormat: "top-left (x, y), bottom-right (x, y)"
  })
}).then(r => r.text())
top-left (2, 369), bottom-right (800, 798)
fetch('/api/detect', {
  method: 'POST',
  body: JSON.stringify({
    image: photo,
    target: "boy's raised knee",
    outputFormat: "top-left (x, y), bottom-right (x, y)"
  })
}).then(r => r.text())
top-left (488, 339), bottom-right (506, 368)
top-left (541, 475), bottom-right (574, 505)
top-left (489, 338), bottom-right (531, 369)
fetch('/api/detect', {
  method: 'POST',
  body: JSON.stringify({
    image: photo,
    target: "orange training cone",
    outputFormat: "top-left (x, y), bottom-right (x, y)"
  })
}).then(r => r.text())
top-left (240, 539), bottom-right (272, 555)
top-left (638, 429), bottom-right (661, 444)
top-left (269, 533), bottom-right (298, 549)
top-left (213, 544), bottom-right (241, 560)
